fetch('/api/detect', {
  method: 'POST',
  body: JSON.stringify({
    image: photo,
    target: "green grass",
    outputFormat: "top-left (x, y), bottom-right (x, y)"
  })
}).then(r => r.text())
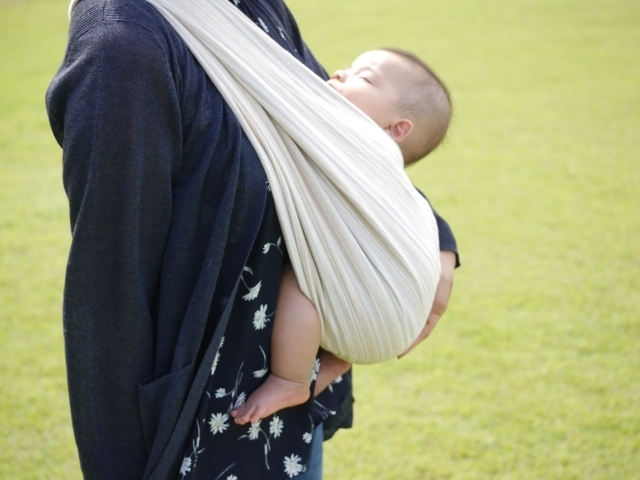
top-left (1, 0), bottom-right (639, 478)
top-left (0, 1), bottom-right (79, 479)
top-left (0, 0), bottom-right (78, 478)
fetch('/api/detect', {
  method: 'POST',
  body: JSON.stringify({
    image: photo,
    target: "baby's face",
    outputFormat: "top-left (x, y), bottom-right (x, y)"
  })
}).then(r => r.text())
top-left (327, 50), bottom-right (408, 130)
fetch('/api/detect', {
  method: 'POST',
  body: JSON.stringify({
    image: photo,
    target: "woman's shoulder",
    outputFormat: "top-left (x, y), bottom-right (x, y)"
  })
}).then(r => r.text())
top-left (66, 0), bottom-right (182, 58)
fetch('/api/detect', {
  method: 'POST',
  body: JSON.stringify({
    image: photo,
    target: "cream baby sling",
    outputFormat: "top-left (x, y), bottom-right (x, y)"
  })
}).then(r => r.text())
top-left (69, 0), bottom-right (442, 364)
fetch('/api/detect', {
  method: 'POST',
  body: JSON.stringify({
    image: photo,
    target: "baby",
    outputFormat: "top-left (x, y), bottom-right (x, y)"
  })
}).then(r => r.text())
top-left (231, 48), bottom-right (452, 425)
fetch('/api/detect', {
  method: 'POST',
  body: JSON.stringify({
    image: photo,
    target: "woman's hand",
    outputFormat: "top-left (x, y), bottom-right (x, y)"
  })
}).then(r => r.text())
top-left (314, 349), bottom-right (352, 396)
top-left (398, 250), bottom-right (456, 359)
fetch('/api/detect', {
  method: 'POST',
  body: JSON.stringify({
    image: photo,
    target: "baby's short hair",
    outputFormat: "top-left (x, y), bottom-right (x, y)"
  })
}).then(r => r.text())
top-left (382, 48), bottom-right (452, 163)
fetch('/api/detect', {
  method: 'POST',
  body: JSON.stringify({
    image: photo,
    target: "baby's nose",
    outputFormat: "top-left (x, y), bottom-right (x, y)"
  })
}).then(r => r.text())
top-left (331, 70), bottom-right (346, 82)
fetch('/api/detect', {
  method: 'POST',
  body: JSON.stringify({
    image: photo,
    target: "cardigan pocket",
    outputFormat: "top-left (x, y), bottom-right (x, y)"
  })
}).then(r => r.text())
top-left (138, 363), bottom-right (195, 455)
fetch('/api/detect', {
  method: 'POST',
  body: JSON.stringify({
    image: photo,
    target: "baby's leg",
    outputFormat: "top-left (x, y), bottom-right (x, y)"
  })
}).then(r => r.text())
top-left (314, 350), bottom-right (351, 396)
top-left (232, 262), bottom-right (321, 424)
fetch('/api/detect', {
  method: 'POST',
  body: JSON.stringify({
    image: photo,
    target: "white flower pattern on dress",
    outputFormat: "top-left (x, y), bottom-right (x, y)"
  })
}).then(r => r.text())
top-left (310, 358), bottom-right (321, 381)
top-left (253, 368), bottom-right (269, 378)
top-left (262, 236), bottom-right (282, 255)
top-left (241, 267), bottom-right (262, 301)
top-left (253, 368), bottom-right (268, 378)
top-left (211, 337), bottom-right (225, 376)
top-left (253, 304), bottom-right (267, 329)
top-left (253, 304), bottom-right (274, 330)
top-left (213, 363), bottom-right (247, 414)
top-left (269, 415), bottom-right (283, 438)
top-left (242, 281), bottom-right (261, 301)
top-left (313, 398), bottom-right (336, 421)
top-left (248, 421), bottom-right (262, 440)
top-left (180, 418), bottom-right (206, 478)
top-left (302, 414), bottom-right (314, 445)
top-left (209, 413), bottom-right (230, 435)
top-left (238, 408), bottom-right (289, 471)
top-left (233, 392), bottom-right (247, 409)
top-left (283, 454), bottom-right (304, 478)
top-left (180, 457), bottom-right (192, 476)
top-left (211, 351), bottom-right (221, 375)
top-left (253, 345), bottom-right (269, 378)
top-left (209, 464), bottom-right (237, 480)
top-left (215, 388), bottom-right (227, 398)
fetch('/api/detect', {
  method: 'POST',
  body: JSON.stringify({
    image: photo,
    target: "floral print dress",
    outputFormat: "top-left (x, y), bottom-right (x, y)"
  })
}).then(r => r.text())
top-left (179, 1), bottom-right (352, 477)
top-left (180, 186), bottom-right (320, 480)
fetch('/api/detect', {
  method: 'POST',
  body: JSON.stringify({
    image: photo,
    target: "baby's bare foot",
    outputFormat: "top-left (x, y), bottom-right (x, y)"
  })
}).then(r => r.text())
top-left (231, 374), bottom-right (310, 425)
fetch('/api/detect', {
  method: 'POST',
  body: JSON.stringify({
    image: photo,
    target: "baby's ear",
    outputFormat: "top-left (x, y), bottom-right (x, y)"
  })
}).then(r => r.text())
top-left (389, 119), bottom-right (413, 143)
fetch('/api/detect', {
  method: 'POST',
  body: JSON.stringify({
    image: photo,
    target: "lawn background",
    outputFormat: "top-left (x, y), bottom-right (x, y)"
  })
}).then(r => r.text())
top-left (1, 0), bottom-right (638, 478)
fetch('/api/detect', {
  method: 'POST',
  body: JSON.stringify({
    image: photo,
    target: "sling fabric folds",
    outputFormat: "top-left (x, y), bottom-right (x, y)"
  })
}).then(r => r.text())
top-left (77, 0), bottom-right (442, 363)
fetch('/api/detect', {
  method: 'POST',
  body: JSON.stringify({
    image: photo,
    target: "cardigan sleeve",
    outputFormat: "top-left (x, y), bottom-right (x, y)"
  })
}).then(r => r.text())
top-left (46, 11), bottom-right (182, 479)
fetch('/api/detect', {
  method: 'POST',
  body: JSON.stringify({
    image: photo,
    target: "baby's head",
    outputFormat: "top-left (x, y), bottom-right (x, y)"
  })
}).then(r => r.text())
top-left (328, 49), bottom-right (451, 164)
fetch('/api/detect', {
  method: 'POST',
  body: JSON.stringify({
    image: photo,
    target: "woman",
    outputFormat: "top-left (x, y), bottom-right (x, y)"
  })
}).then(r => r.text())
top-left (46, 0), bottom-right (458, 478)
